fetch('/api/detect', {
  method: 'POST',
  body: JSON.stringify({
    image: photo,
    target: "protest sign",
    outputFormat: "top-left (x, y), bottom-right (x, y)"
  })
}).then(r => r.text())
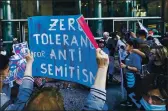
top-left (3, 42), bottom-right (28, 86)
top-left (28, 15), bottom-right (98, 87)
top-left (13, 42), bottom-right (29, 58)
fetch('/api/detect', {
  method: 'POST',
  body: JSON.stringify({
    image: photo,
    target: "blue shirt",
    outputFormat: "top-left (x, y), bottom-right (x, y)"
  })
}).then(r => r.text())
top-left (125, 52), bottom-right (142, 73)
top-left (0, 76), bottom-right (34, 110)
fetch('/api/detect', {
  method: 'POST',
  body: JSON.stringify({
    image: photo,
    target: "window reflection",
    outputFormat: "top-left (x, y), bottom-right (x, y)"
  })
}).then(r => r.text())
top-left (148, 1), bottom-right (162, 16)
top-left (4, 0), bottom-right (164, 19)
top-left (40, 0), bottom-right (53, 15)
top-left (81, 0), bottom-right (94, 17)
top-left (1, 0), bottom-right (166, 41)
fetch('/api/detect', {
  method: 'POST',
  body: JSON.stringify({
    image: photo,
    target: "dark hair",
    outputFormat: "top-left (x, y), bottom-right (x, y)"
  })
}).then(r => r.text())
top-left (126, 40), bottom-right (139, 49)
top-left (99, 39), bottom-right (105, 43)
top-left (0, 54), bottom-right (9, 71)
top-left (110, 32), bottom-right (117, 37)
top-left (155, 75), bottom-right (168, 99)
top-left (147, 36), bottom-right (154, 41)
top-left (138, 30), bottom-right (147, 38)
top-left (137, 74), bottom-right (168, 99)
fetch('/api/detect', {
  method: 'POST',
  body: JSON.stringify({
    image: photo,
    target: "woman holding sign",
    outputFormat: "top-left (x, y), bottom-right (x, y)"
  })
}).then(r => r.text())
top-left (25, 48), bottom-right (109, 111)
top-left (0, 52), bottom-right (34, 111)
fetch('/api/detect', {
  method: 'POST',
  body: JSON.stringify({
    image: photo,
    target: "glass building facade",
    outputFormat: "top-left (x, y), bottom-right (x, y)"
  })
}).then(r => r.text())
top-left (0, 0), bottom-right (168, 43)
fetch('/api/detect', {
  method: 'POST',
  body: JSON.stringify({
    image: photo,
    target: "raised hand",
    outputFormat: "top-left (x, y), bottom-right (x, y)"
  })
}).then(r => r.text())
top-left (96, 48), bottom-right (109, 68)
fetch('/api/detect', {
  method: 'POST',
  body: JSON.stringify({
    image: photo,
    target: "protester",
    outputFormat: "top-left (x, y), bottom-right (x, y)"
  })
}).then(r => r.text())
top-left (25, 87), bottom-right (64, 111)
top-left (138, 74), bottom-right (168, 110)
top-left (126, 30), bottom-right (168, 110)
top-left (147, 46), bottom-right (168, 74)
top-left (102, 32), bottom-right (116, 82)
top-left (25, 48), bottom-right (109, 110)
top-left (120, 40), bottom-right (142, 107)
top-left (103, 31), bottom-right (118, 57)
top-left (0, 52), bottom-right (34, 110)
top-left (147, 36), bottom-right (153, 41)
top-left (98, 39), bottom-right (109, 55)
top-left (161, 32), bottom-right (168, 48)
top-left (131, 30), bottom-right (153, 47)
top-left (102, 32), bottom-right (110, 46)
top-left (115, 35), bottom-right (127, 62)
top-left (130, 30), bottom-right (153, 77)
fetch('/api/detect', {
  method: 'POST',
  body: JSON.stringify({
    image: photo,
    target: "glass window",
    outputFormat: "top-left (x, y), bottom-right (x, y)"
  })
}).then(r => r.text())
top-left (81, 0), bottom-right (93, 17)
top-left (40, 0), bottom-right (53, 16)
top-left (0, 2), bottom-right (2, 19)
top-left (53, 0), bottom-right (79, 15)
top-left (148, 1), bottom-right (162, 16)
top-left (165, 0), bottom-right (168, 24)
top-left (12, 0), bottom-right (37, 19)
top-left (0, 19), bottom-right (2, 38)
top-left (10, 0), bottom-right (53, 19)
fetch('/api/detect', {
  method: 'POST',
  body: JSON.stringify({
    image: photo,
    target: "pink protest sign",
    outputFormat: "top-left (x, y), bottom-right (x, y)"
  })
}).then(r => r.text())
top-left (77, 16), bottom-right (99, 49)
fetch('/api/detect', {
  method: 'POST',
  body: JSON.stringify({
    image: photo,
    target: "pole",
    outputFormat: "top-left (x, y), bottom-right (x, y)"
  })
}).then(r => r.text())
top-left (36, 0), bottom-right (40, 15)
top-left (0, 19), bottom-right (2, 39)
top-left (79, 0), bottom-right (82, 14)
top-left (118, 50), bottom-right (124, 99)
top-left (95, 0), bottom-right (103, 37)
top-left (126, 1), bottom-right (129, 17)
top-left (161, 0), bottom-right (165, 36)
top-left (2, 0), bottom-right (13, 53)
top-left (110, 0), bottom-right (114, 17)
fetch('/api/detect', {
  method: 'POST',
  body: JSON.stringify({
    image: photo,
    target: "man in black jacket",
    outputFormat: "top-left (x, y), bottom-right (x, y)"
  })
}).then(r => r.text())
top-left (102, 32), bottom-right (118, 82)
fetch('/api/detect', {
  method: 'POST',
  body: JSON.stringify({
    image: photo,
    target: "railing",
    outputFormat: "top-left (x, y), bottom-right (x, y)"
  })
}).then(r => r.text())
top-left (1, 17), bottom-right (161, 22)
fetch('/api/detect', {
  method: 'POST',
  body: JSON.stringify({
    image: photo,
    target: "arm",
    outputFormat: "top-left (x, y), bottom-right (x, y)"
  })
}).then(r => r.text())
top-left (130, 32), bottom-right (137, 38)
top-left (132, 49), bottom-right (146, 58)
top-left (121, 63), bottom-right (138, 72)
top-left (6, 53), bottom-right (34, 111)
top-left (121, 54), bottom-right (142, 73)
top-left (83, 49), bottom-right (109, 111)
top-left (127, 66), bottom-right (138, 72)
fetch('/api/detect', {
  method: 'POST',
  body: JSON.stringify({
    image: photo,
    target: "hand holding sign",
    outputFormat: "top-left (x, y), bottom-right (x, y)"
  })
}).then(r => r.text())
top-left (25, 50), bottom-right (34, 63)
top-left (96, 48), bottom-right (109, 68)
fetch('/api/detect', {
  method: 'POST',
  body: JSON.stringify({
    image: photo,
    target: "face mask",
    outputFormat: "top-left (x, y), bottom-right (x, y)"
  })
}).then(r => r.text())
top-left (140, 98), bottom-right (166, 110)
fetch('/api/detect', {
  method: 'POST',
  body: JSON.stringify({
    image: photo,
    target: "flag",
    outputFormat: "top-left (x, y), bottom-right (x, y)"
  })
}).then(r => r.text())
top-left (138, 21), bottom-right (148, 34)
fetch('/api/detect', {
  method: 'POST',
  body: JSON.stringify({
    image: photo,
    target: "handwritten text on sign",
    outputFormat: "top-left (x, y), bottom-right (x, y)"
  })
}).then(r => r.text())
top-left (28, 15), bottom-right (98, 87)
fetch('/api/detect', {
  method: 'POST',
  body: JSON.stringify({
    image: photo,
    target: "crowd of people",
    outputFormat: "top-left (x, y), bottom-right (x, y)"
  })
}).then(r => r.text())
top-left (98, 30), bottom-right (168, 110)
top-left (0, 29), bottom-right (168, 110)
